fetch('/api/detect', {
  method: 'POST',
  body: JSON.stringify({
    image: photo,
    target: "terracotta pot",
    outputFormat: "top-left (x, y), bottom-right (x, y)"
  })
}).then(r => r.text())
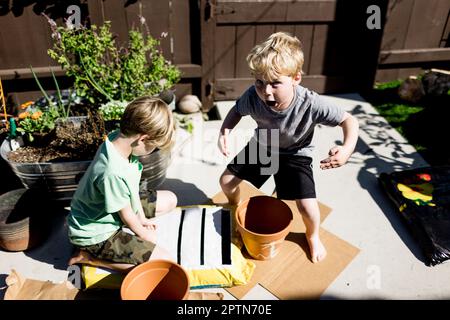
top-left (0, 189), bottom-right (52, 251)
top-left (121, 260), bottom-right (190, 300)
top-left (236, 196), bottom-right (293, 260)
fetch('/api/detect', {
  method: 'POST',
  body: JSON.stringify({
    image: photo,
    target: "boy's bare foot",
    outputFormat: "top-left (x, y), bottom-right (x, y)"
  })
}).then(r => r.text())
top-left (307, 236), bottom-right (327, 263)
top-left (68, 250), bottom-right (94, 265)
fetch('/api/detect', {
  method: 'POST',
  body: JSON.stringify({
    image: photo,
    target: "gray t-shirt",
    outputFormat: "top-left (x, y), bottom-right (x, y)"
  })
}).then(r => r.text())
top-left (235, 85), bottom-right (345, 157)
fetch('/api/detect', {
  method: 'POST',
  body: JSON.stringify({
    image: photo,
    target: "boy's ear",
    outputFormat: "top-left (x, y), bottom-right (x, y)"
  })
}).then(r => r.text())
top-left (293, 72), bottom-right (302, 85)
top-left (138, 134), bottom-right (149, 142)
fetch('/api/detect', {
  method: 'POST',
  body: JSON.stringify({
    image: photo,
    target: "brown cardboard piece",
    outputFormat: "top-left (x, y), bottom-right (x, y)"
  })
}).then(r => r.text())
top-left (210, 181), bottom-right (360, 300)
top-left (3, 269), bottom-right (223, 300)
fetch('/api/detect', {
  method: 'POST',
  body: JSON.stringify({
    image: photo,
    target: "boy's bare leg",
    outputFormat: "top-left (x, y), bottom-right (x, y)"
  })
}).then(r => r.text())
top-left (296, 198), bottom-right (327, 263)
top-left (68, 250), bottom-right (135, 273)
top-left (219, 169), bottom-right (242, 205)
top-left (155, 190), bottom-right (178, 215)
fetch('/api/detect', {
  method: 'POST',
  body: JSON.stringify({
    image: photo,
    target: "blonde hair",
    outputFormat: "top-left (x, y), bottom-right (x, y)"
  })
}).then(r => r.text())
top-left (120, 96), bottom-right (175, 150)
top-left (246, 32), bottom-right (304, 81)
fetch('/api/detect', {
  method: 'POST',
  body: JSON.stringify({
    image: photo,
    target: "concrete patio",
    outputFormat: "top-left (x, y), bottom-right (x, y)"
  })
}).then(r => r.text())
top-left (1, 93), bottom-right (449, 300)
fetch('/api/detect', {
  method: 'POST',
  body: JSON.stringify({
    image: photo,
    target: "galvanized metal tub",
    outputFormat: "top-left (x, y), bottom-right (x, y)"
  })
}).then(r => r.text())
top-left (1, 139), bottom-right (170, 202)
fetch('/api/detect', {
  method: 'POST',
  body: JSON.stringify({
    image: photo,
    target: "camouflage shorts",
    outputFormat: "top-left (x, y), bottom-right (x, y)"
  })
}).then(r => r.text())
top-left (140, 188), bottom-right (157, 219)
top-left (79, 189), bottom-right (158, 265)
top-left (82, 229), bottom-right (156, 265)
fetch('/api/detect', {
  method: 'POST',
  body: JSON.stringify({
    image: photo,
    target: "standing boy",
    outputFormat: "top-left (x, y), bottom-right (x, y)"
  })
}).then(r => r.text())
top-left (218, 32), bottom-right (359, 263)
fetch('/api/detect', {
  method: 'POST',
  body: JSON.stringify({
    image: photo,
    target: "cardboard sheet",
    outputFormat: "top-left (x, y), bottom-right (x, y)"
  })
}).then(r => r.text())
top-left (210, 181), bottom-right (360, 300)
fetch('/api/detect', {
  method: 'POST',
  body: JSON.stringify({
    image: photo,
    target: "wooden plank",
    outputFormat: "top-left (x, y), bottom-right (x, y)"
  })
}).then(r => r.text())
top-left (375, 69), bottom-right (403, 83)
top-left (403, 0), bottom-right (450, 49)
top-left (308, 25), bottom-right (328, 75)
top-left (214, 25), bottom-right (236, 79)
top-left (0, 64), bottom-right (201, 80)
top-left (178, 64), bottom-right (202, 78)
top-left (255, 25), bottom-right (275, 45)
top-left (397, 67), bottom-right (424, 80)
top-left (86, 0), bottom-right (104, 26)
top-left (294, 25), bottom-right (314, 75)
top-left (380, 0), bottom-right (415, 51)
top-left (0, 6), bottom-right (56, 69)
top-left (0, 66), bottom-right (66, 80)
top-left (173, 83), bottom-right (194, 100)
top-left (200, 0), bottom-right (216, 111)
top-left (439, 11), bottom-right (450, 48)
top-left (101, 1), bottom-right (129, 46)
top-left (235, 25), bottom-right (255, 78)
top-left (126, 1), bottom-right (172, 61)
top-left (171, 0), bottom-right (192, 64)
top-left (215, 0), bottom-right (336, 24)
top-left (215, 75), bottom-right (349, 100)
top-left (378, 48), bottom-right (450, 64)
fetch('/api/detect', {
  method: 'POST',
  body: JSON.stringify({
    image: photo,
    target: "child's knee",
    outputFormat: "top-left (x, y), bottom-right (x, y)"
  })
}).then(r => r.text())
top-left (168, 191), bottom-right (177, 210)
top-left (219, 170), bottom-right (239, 191)
top-left (162, 191), bottom-right (177, 211)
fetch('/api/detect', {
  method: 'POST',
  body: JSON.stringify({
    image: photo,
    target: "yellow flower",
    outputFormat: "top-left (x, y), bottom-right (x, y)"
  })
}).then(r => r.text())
top-left (31, 111), bottom-right (43, 120)
top-left (20, 101), bottom-right (33, 109)
top-left (18, 112), bottom-right (30, 119)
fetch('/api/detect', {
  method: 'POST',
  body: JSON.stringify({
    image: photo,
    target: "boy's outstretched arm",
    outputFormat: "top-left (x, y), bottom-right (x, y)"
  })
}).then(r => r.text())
top-left (320, 112), bottom-right (359, 170)
top-left (119, 204), bottom-right (156, 243)
top-left (218, 105), bottom-right (242, 157)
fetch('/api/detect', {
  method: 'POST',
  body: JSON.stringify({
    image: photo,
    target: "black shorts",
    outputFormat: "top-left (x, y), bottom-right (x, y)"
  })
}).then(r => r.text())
top-left (227, 142), bottom-right (316, 200)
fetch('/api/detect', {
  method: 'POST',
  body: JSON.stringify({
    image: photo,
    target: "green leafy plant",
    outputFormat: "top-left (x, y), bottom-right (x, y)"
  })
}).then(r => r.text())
top-left (16, 107), bottom-right (59, 142)
top-left (16, 66), bottom-right (75, 142)
top-left (30, 65), bottom-right (72, 119)
top-left (374, 79), bottom-right (404, 90)
top-left (99, 100), bottom-right (128, 121)
top-left (46, 15), bottom-right (181, 105)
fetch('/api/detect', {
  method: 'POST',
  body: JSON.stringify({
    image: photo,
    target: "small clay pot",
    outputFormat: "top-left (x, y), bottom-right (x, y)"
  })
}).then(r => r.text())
top-left (236, 196), bottom-right (293, 260)
top-left (121, 260), bottom-right (190, 300)
top-left (0, 189), bottom-right (52, 251)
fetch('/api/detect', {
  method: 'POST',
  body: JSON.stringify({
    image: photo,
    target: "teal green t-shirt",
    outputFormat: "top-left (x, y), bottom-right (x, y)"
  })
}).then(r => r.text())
top-left (68, 130), bottom-right (143, 246)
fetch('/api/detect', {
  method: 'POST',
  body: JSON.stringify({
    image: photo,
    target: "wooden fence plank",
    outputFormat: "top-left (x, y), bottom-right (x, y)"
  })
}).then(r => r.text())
top-left (214, 25), bottom-right (236, 79)
top-left (294, 25), bottom-right (314, 75)
top-left (235, 25), bottom-right (255, 78)
top-left (215, 0), bottom-right (336, 24)
top-left (308, 25), bottom-right (328, 75)
top-left (215, 75), bottom-right (348, 100)
top-left (200, 0), bottom-right (216, 110)
top-left (379, 48), bottom-right (450, 64)
top-left (255, 25), bottom-right (275, 45)
top-left (403, 0), bottom-right (450, 49)
top-left (171, 0), bottom-right (192, 64)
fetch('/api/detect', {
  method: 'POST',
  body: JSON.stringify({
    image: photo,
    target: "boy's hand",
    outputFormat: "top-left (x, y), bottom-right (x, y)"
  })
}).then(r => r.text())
top-left (141, 217), bottom-right (157, 230)
top-left (218, 128), bottom-right (230, 157)
top-left (320, 146), bottom-right (352, 170)
top-left (141, 229), bottom-right (157, 243)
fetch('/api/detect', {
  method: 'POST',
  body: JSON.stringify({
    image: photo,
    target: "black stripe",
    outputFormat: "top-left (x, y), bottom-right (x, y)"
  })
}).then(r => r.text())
top-left (221, 209), bottom-right (232, 264)
top-left (177, 209), bottom-right (186, 264)
top-left (200, 208), bottom-right (206, 265)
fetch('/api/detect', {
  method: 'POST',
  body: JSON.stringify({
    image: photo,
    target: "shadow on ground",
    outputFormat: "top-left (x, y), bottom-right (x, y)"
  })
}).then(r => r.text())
top-left (159, 178), bottom-right (210, 206)
top-left (0, 274), bottom-right (7, 300)
top-left (345, 104), bottom-right (428, 264)
top-left (24, 206), bottom-right (73, 271)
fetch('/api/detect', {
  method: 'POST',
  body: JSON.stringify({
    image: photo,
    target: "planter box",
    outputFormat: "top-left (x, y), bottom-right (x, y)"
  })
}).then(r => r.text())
top-left (1, 139), bottom-right (170, 202)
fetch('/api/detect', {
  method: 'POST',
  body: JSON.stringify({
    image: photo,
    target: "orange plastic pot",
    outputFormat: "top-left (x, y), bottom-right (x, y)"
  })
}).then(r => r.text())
top-left (236, 196), bottom-right (293, 260)
top-left (121, 260), bottom-right (190, 300)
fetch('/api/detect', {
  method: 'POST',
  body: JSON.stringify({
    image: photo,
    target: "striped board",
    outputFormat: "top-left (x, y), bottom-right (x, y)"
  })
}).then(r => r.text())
top-left (153, 206), bottom-right (232, 269)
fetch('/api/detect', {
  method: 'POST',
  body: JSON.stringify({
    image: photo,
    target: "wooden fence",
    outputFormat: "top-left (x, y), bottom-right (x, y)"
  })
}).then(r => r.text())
top-left (0, 0), bottom-right (449, 112)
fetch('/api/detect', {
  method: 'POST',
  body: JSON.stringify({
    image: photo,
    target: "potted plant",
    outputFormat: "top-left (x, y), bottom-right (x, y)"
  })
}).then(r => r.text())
top-left (1, 15), bottom-right (181, 202)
